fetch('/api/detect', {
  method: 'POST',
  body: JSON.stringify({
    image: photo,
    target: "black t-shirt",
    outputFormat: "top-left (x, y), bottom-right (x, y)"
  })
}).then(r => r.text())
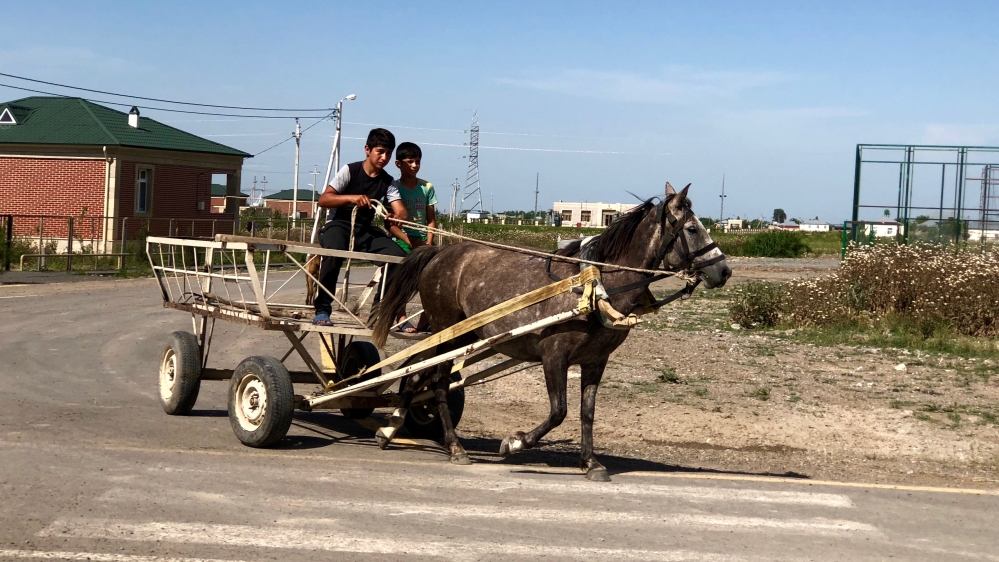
top-left (329, 161), bottom-right (397, 225)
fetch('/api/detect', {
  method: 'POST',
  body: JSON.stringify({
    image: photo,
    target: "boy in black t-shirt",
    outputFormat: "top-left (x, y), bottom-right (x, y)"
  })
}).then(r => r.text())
top-left (313, 128), bottom-right (408, 325)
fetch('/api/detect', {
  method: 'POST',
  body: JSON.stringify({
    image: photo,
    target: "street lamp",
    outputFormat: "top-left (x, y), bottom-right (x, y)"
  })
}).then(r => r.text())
top-left (310, 94), bottom-right (357, 243)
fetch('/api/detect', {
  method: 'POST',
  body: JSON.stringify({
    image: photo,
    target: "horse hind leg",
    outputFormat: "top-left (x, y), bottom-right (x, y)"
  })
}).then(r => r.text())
top-left (579, 360), bottom-right (610, 482)
top-left (500, 356), bottom-right (568, 458)
top-left (374, 371), bottom-right (428, 449)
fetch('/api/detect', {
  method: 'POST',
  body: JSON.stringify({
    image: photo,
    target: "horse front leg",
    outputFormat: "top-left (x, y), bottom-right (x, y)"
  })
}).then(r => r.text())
top-left (580, 359), bottom-right (610, 482)
top-left (433, 361), bottom-right (471, 465)
top-left (500, 355), bottom-right (568, 457)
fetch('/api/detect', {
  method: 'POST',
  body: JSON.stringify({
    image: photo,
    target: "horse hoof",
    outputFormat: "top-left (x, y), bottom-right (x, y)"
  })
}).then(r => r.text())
top-left (451, 453), bottom-right (473, 465)
top-left (499, 436), bottom-right (523, 458)
top-left (586, 467), bottom-right (611, 482)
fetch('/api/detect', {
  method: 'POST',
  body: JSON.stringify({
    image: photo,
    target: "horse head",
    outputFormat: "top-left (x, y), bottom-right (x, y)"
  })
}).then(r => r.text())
top-left (659, 183), bottom-right (732, 289)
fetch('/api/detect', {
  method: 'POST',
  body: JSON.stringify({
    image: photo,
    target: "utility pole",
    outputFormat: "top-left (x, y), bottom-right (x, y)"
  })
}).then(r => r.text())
top-left (718, 174), bottom-right (727, 224)
top-left (292, 118), bottom-right (301, 227)
top-left (260, 176), bottom-right (268, 207)
top-left (251, 176), bottom-right (257, 206)
top-left (490, 193), bottom-right (494, 216)
top-left (310, 165), bottom-right (319, 218)
top-left (533, 173), bottom-right (539, 221)
top-left (450, 178), bottom-right (461, 221)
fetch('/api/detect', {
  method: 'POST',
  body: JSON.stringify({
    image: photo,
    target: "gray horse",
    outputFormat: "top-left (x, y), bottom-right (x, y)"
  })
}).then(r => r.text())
top-left (372, 184), bottom-right (730, 481)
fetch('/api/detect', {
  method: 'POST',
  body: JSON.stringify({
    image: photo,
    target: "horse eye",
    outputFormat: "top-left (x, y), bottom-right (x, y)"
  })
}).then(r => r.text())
top-left (686, 225), bottom-right (697, 233)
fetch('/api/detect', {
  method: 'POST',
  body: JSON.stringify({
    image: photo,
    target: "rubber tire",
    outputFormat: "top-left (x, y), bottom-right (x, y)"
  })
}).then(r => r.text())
top-left (228, 356), bottom-right (295, 448)
top-left (337, 341), bottom-right (381, 419)
top-left (159, 331), bottom-right (202, 415)
top-left (404, 372), bottom-right (465, 440)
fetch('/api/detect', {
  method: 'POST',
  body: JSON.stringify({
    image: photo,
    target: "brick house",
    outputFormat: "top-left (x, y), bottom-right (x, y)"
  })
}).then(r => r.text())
top-left (211, 183), bottom-right (248, 213)
top-left (261, 188), bottom-right (319, 219)
top-left (0, 96), bottom-right (250, 249)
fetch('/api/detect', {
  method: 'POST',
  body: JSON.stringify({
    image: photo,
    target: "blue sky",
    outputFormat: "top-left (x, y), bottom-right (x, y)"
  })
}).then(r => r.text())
top-left (2, 1), bottom-right (998, 222)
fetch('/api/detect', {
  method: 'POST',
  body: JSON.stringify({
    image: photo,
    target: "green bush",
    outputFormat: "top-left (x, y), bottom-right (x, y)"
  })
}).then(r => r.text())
top-left (729, 281), bottom-right (786, 328)
top-left (739, 230), bottom-right (810, 258)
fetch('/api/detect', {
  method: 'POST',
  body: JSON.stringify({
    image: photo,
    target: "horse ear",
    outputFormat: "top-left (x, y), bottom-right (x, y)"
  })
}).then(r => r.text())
top-left (665, 182), bottom-right (676, 196)
top-left (668, 184), bottom-right (691, 210)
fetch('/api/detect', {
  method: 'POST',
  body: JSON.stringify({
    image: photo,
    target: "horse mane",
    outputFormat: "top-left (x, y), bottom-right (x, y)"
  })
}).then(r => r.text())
top-left (557, 199), bottom-right (657, 261)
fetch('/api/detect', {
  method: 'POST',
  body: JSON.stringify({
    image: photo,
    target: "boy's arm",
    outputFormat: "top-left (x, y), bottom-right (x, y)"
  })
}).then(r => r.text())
top-left (388, 224), bottom-right (412, 246)
top-left (425, 205), bottom-right (436, 245)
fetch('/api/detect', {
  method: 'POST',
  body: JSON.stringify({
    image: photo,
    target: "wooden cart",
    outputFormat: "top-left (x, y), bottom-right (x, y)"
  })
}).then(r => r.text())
top-left (148, 234), bottom-right (604, 447)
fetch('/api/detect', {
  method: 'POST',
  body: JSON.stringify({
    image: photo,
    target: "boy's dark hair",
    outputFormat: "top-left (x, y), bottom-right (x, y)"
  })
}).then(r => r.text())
top-left (395, 142), bottom-right (422, 161)
top-left (365, 128), bottom-right (396, 152)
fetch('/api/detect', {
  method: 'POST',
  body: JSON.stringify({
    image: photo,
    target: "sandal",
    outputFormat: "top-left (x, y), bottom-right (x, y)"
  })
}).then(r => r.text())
top-left (312, 313), bottom-right (333, 326)
top-left (395, 320), bottom-right (417, 334)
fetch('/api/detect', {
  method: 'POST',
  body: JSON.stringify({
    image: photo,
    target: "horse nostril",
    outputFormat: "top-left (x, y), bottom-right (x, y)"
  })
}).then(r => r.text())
top-left (722, 266), bottom-right (732, 279)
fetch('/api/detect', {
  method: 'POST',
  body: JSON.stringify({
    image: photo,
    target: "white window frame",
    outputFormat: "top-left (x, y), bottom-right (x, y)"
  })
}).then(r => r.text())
top-left (136, 166), bottom-right (153, 215)
top-left (561, 210), bottom-right (573, 222)
top-left (580, 210), bottom-right (592, 223)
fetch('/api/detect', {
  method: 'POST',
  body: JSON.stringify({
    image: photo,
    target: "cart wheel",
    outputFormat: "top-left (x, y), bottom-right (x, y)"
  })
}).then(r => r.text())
top-left (404, 372), bottom-right (465, 440)
top-left (337, 341), bottom-right (380, 419)
top-left (159, 331), bottom-right (202, 415)
top-left (228, 356), bottom-right (294, 448)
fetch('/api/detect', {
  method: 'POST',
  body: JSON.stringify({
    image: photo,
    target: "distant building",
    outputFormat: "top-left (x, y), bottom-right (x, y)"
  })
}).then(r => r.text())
top-left (261, 188), bottom-right (320, 218)
top-left (770, 221), bottom-right (800, 231)
top-left (799, 220), bottom-right (830, 232)
top-left (722, 218), bottom-right (745, 231)
top-left (553, 201), bottom-right (639, 228)
top-left (0, 96), bottom-right (250, 245)
top-left (864, 221), bottom-right (904, 238)
top-left (211, 183), bottom-right (247, 213)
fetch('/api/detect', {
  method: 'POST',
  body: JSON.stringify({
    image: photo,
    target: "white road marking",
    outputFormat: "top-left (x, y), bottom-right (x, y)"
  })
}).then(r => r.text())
top-left (318, 470), bottom-right (856, 508)
top-left (0, 294), bottom-right (37, 298)
top-left (39, 518), bottom-right (756, 561)
top-left (97, 487), bottom-right (875, 536)
top-left (0, 550), bottom-right (248, 562)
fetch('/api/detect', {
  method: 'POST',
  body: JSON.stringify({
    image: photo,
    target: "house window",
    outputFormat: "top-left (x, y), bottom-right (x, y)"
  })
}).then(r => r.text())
top-left (136, 167), bottom-right (153, 214)
top-left (561, 210), bottom-right (573, 222)
top-left (580, 211), bottom-right (591, 223)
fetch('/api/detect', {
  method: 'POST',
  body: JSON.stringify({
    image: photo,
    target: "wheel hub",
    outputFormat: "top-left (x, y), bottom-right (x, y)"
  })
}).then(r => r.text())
top-left (159, 350), bottom-right (177, 402)
top-left (236, 376), bottom-right (267, 429)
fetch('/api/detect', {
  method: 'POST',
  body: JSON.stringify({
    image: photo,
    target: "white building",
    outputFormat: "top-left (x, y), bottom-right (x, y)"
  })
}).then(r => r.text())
top-left (864, 221), bottom-right (904, 238)
top-left (722, 218), bottom-right (744, 231)
top-left (554, 201), bottom-right (639, 227)
top-left (799, 220), bottom-right (831, 232)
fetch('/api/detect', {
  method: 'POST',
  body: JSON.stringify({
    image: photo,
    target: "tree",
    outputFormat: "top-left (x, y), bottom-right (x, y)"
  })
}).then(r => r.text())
top-left (773, 208), bottom-right (787, 223)
top-left (700, 217), bottom-right (716, 228)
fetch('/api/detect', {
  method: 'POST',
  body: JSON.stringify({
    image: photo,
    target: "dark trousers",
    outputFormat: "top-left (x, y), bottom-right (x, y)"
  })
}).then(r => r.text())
top-left (314, 220), bottom-right (406, 316)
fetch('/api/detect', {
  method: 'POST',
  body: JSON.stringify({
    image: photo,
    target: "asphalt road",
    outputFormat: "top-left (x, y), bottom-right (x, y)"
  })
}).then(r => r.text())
top-left (1, 273), bottom-right (998, 561)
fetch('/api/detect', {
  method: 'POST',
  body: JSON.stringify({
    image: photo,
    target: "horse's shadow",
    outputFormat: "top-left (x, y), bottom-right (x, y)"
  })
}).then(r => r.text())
top-left (192, 409), bottom-right (809, 480)
top-left (457, 435), bottom-right (810, 479)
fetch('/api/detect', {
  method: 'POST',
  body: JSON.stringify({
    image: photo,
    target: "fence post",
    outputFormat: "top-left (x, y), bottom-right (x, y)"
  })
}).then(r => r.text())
top-left (38, 216), bottom-right (45, 270)
top-left (119, 217), bottom-right (129, 270)
top-left (4, 215), bottom-right (12, 272)
top-left (66, 217), bottom-right (74, 272)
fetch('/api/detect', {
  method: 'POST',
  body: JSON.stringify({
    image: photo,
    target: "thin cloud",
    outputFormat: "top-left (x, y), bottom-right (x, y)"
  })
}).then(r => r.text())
top-left (922, 124), bottom-right (999, 146)
top-left (497, 67), bottom-right (789, 104)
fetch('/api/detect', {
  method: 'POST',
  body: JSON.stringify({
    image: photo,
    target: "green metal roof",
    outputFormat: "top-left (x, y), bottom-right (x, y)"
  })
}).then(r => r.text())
top-left (211, 183), bottom-right (248, 197)
top-left (264, 188), bottom-right (319, 201)
top-left (0, 96), bottom-right (251, 158)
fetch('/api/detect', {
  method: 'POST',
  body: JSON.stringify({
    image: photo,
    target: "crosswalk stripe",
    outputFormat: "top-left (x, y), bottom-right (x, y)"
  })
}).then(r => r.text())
top-left (0, 550), bottom-right (248, 562)
top-left (316, 469), bottom-right (855, 508)
top-left (97, 488), bottom-right (875, 535)
top-left (38, 518), bottom-right (759, 561)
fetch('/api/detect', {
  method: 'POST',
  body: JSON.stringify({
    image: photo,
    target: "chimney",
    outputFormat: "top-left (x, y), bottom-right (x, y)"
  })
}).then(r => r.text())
top-left (128, 106), bottom-right (140, 128)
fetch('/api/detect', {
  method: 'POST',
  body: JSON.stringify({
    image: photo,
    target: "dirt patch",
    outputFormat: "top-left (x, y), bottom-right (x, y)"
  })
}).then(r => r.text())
top-left (454, 257), bottom-right (999, 489)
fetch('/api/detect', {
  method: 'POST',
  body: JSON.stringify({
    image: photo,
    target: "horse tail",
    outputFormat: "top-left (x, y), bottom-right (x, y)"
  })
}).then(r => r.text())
top-left (371, 245), bottom-right (442, 348)
top-left (304, 254), bottom-right (321, 305)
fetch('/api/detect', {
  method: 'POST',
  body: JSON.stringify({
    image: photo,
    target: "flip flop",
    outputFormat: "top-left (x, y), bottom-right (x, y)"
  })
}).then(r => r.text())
top-left (395, 320), bottom-right (417, 334)
top-left (312, 313), bottom-right (333, 326)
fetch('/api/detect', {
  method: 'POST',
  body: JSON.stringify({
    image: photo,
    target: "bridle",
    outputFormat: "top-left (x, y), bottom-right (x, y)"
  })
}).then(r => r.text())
top-left (545, 196), bottom-right (724, 310)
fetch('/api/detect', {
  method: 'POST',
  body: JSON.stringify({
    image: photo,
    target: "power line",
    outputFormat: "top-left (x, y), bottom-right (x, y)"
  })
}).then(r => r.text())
top-left (0, 82), bottom-right (321, 119)
top-left (340, 136), bottom-right (671, 156)
top-left (0, 71), bottom-right (334, 112)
